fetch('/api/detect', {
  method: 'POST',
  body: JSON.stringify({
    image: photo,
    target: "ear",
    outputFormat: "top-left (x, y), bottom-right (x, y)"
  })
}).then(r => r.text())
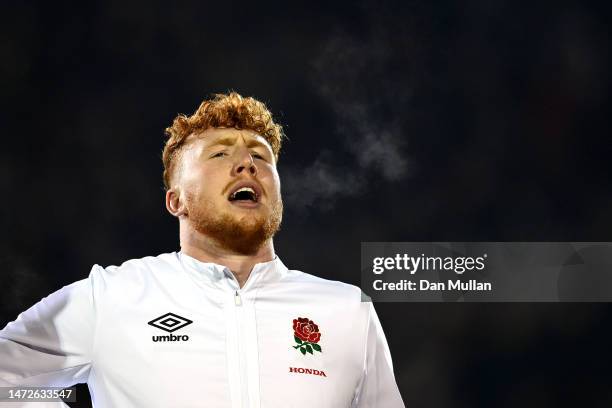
top-left (165, 188), bottom-right (187, 217)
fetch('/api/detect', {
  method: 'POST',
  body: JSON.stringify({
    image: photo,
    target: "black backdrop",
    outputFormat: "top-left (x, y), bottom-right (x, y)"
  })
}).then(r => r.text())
top-left (2, 1), bottom-right (611, 406)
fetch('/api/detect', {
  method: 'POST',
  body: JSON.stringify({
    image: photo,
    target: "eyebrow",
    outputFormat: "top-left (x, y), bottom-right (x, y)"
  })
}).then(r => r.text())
top-left (208, 136), bottom-right (270, 150)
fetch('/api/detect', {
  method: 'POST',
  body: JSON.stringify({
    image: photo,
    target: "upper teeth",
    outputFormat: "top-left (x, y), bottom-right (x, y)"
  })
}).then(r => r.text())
top-left (233, 187), bottom-right (256, 198)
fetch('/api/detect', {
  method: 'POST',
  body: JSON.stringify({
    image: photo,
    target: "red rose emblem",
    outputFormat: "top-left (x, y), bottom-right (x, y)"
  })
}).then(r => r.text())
top-left (292, 317), bottom-right (322, 355)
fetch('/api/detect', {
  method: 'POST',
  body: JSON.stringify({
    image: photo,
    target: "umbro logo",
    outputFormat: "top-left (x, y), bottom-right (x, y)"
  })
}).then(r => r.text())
top-left (148, 312), bottom-right (193, 342)
top-left (148, 313), bottom-right (193, 333)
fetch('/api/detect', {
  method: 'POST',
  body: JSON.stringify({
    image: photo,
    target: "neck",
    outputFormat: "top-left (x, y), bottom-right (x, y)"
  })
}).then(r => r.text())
top-left (179, 227), bottom-right (275, 288)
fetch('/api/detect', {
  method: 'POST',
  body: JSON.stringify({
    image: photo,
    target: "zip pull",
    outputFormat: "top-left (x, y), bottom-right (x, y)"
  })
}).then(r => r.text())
top-left (234, 290), bottom-right (242, 306)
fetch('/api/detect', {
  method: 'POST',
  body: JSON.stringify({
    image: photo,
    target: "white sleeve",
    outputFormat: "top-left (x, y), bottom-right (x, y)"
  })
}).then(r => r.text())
top-left (352, 303), bottom-right (405, 408)
top-left (0, 269), bottom-right (97, 391)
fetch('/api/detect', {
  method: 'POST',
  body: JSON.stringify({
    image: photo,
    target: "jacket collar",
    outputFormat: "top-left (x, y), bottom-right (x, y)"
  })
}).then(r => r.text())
top-left (177, 251), bottom-right (289, 291)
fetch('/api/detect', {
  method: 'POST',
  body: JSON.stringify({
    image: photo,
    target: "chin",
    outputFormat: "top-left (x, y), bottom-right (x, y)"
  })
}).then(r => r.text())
top-left (187, 195), bottom-right (282, 254)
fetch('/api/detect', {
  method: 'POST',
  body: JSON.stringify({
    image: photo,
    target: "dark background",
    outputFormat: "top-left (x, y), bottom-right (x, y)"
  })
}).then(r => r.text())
top-left (2, 1), bottom-right (611, 406)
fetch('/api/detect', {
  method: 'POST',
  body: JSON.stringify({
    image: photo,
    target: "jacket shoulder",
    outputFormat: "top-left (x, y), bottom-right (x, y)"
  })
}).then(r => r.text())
top-left (282, 268), bottom-right (364, 303)
top-left (88, 252), bottom-right (180, 292)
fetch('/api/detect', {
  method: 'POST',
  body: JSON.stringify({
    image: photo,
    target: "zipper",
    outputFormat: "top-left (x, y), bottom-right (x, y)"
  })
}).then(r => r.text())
top-left (239, 290), bottom-right (262, 408)
top-left (229, 279), bottom-right (261, 407)
top-left (234, 289), bottom-right (250, 407)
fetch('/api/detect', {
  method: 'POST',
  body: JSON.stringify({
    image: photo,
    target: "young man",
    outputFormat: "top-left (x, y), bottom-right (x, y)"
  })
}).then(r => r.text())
top-left (0, 92), bottom-right (405, 407)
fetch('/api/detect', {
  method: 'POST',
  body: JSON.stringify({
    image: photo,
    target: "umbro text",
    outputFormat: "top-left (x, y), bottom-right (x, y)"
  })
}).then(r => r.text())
top-left (289, 367), bottom-right (327, 377)
top-left (152, 334), bottom-right (189, 342)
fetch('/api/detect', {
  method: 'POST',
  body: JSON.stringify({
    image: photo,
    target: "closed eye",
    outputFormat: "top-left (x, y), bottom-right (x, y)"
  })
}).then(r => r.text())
top-left (211, 152), bottom-right (226, 158)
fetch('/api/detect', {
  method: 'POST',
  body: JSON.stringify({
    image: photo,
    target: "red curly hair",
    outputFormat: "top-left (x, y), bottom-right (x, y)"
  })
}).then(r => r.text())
top-left (162, 91), bottom-right (285, 190)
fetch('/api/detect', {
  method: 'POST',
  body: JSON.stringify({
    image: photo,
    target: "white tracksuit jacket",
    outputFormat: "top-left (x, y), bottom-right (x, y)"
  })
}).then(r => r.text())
top-left (0, 252), bottom-right (404, 407)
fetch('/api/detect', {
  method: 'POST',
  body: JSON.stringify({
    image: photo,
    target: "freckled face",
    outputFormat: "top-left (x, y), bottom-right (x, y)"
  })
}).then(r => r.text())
top-left (176, 128), bottom-right (283, 253)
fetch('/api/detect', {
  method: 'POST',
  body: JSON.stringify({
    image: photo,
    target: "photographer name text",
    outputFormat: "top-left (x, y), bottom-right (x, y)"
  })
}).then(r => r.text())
top-left (373, 279), bottom-right (492, 291)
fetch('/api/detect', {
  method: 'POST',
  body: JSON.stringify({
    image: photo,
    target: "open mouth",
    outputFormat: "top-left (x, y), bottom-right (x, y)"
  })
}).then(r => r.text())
top-left (229, 187), bottom-right (259, 203)
top-left (227, 182), bottom-right (262, 208)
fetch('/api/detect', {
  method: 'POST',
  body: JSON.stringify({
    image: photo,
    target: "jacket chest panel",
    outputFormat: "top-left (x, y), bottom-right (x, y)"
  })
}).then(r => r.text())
top-left (253, 304), bottom-right (365, 407)
top-left (91, 286), bottom-right (366, 407)
top-left (93, 300), bottom-right (233, 407)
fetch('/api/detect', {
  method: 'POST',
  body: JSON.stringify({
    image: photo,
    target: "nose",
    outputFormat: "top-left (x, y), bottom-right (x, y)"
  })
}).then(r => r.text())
top-left (233, 149), bottom-right (258, 176)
